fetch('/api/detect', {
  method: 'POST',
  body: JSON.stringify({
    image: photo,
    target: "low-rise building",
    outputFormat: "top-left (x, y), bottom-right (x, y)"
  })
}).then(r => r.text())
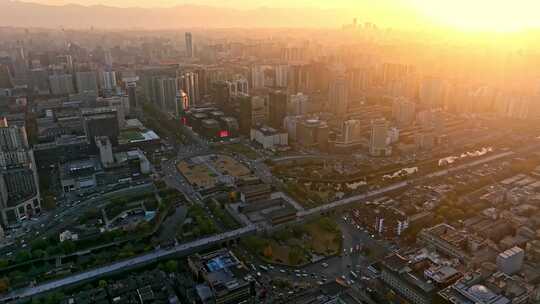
top-left (238, 183), bottom-right (272, 203)
top-left (380, 253), bottom-right (461, 304)
top-left (60, 158), bottom-right (102, 193)
top-left (352, 204), bottom-right (409, 238)
top-left (250, 126), bottom-right (288, 150)
top-left (437, 271), bottom-right (534, 304)
top-left (418, 223), bottom-right (478, 262)
top-left (242, 197), bottom-right (297, 226)
top-left (188, 249), bottom-right (254, 304)
top-left (496, 247), bottom-right (524, 275)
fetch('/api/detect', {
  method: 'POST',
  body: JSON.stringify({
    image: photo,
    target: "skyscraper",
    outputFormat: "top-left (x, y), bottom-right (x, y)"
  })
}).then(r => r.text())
top-left (239, 95), bottom-right (268, 135)
top-left (82, 108), bottom-right (120, 148)
top-left (179, 71), bottom-right (199, 107)
top-left (226, 77), bottom-right (249, 97)
top-left (99, 70), bottom-right (117, 92)
top-left (29, 68), bottom-right (50, 94)
top-left (55, 54), bottom-right (73, 71)
top-left (269, 90), bottom-right (287, 129)
top-left (155, 77), bottom-right (178, 112)
top-left (0, 64), bottom-right (12, 89)
top-left (185, 32), bottom-right (193, 58)
top-left (49, 74), bottom-right (75, 95)
top-left (212, 81), bottom-right (231, 110)
top-left (329, 77), bottom-right (349, 117)
top-left (420, 76), bottom-right (444, 110)
top-left (392, 97), bottom-right (416, 127)
top-left (76, 71), bottom-right (98, 94)
top-left (0, 118), bottom-right (41, 225)
top-left (126, 80), bottom-right (138, 111)
top-left (342, 119), bottom-right (362, 145)
top-left (288, 93), bottom-right (309, 116)
top-left (370, 118), bottom-right (391, 156)
top-left (176, 90), bottom-right (189, 117)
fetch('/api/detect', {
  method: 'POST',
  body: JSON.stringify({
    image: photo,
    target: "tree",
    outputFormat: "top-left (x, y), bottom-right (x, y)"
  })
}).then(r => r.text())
top-left (30, 239), bottom-right (48, 252)
top-left (0, 259), bottom-right (8, 268)
top-left (98, 280), bottom-right (108, 288)
top-left (119, 244), bottom-right (135, 258)
top-left (0, 277), bottom-right (9, 294)
top-left (288, 247), bottom-right (304, 265)
top-left (263, 245), bottom-right (273, 258)
top-left (44, 292), bottom-right (65, 304)
top-left (15, 250), bottom-right (32, 263)
top-left (61, 240), bottom-right (76, 254)
top-left (165, 260), bottom-right (178, 273)
top-left (32, 249), bottom-right (46, 259)
top-left (42, 194), bottom-right (56, 210)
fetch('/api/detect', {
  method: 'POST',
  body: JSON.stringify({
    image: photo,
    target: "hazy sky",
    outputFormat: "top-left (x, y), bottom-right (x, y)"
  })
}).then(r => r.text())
top-left (15, 0), bottom-right (540, 31)
top-left (20, 0), bottom-right (395, 9)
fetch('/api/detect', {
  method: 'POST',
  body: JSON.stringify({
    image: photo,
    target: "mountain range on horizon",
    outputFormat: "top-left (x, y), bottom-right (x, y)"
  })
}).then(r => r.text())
top-left (0, 0), bottom-right (422, 30)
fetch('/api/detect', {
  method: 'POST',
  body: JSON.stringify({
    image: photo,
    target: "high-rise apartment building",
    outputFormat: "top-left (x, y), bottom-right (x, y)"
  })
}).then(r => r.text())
top-left (0, 64), bottom-right (12, 89)
top-left (125, 79), bottom-right (138, 111)
top-left (342, 119), bottom-right (362, 146)
top-left (329, 77), bottom-right (349, 117)
top-left (76, 71), bottom-right (98, 94)
top-left (370, 118), bottom-right (391, 156)
top-left (226, 77), bottom-right (249, 97)
top-left (49, 74), bottom-right (75, 95)
top-left (178, 71), bottom-right (199, 107)
top-left (420, 76), bottom-right (444, 110)
top-left (0, 119), bottom-right (41, 225)
top-left (212, 81), bottom-right (231, 110)
top-left (392, 97), bottom-right (416, 127)
top-left (29, 68), bottom-right (50, 94)
top-left (154, 77), bottom-right (178, 112)
top-left (288, 92), bottom-right (309, 116)
top-left (176, 91), bottom-right (189, 117)
top-left (268, 90), bottom-right (287, 129)
top-left (251, 65), bottom-right (288, 89)
top-left (99, 70), bottom-right (117, 92)
top-left (239, 95), bottom-right (268, 135)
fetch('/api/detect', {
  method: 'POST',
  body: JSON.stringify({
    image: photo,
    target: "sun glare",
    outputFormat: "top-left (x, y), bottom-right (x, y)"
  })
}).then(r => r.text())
top-left (409, 0), bottom-right (539, 32)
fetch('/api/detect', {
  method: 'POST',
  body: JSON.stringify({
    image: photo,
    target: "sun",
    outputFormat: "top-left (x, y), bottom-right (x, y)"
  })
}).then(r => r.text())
top-left (408, 0), bottom-right (539, 32)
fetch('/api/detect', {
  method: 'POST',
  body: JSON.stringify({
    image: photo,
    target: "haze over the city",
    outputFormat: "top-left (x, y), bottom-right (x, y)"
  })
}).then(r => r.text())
top-left (2, 0), bottom-right (540, 303)
top-left (1, 0), bottom-right (540, 31)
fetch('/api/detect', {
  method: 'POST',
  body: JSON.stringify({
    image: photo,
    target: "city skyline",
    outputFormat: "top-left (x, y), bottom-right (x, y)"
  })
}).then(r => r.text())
top-left (2, 0), bottom-right (540, 32)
